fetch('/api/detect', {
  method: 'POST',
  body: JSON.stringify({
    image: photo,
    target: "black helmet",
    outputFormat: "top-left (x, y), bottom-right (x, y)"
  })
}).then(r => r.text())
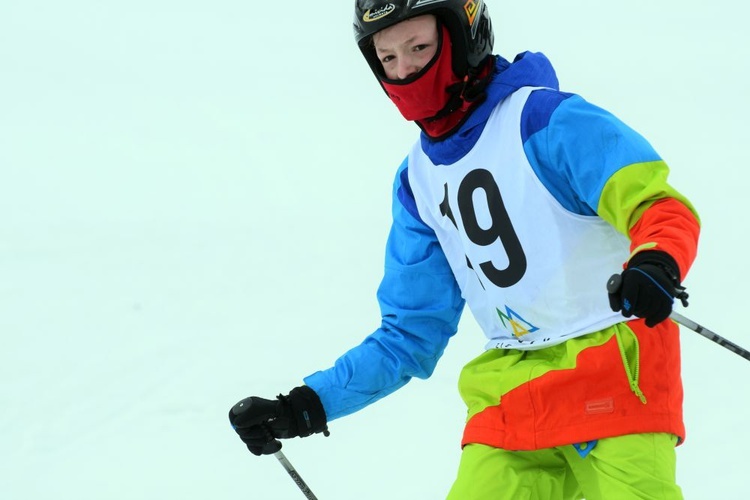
top-left (353, 0), bottom-right (494, 79)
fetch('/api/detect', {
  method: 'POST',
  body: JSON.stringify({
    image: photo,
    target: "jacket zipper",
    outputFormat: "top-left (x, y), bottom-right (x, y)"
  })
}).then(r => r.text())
top-left (615, 328), bottom-right (647, 404)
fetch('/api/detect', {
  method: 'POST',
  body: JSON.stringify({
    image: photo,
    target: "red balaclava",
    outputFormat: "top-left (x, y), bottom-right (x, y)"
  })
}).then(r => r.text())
top-left (380, 24), bottom-right (491, 139)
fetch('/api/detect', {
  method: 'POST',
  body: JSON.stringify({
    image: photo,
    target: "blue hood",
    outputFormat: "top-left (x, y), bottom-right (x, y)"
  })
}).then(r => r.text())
top-left (421, 52), bottom-right (559, 165)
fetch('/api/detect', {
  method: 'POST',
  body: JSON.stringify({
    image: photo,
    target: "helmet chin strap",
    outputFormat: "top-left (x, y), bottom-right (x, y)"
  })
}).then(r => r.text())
top-left (416, 56), bottom-right (494, 140)
top-left (427, 61), bottom-right (493, 122)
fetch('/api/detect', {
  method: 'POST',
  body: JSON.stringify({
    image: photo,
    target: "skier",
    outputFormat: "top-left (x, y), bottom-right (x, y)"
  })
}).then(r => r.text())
top-left (229, 1), bottom-right (700, 498)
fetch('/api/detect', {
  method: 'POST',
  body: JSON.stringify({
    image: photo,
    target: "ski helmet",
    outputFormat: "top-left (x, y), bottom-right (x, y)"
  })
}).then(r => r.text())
top-left (353, 0), bottom-right (494, 80)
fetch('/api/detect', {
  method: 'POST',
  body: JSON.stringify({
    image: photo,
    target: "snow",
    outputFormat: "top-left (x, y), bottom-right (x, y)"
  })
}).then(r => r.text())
top-left (2, 1), bottom-right (748, 499)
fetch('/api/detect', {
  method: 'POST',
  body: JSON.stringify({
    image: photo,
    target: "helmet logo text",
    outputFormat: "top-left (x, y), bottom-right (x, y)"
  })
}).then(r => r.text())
top-left (363, 4), bottom-right (396, 22)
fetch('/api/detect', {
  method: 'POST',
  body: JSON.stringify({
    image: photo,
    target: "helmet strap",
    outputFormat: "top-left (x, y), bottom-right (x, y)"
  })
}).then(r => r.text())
top-left (417, 54), bottom-right (493, 140)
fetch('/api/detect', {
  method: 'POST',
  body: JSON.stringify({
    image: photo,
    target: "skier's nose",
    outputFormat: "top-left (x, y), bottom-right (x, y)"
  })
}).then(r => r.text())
top-left (396, 57), bottom-right (421, 80)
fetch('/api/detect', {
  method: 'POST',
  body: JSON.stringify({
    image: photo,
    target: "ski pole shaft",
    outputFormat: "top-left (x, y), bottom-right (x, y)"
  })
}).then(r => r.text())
top-left (670, 311), bottom-right (750, 362)
top-left (274, 450), bottom-right (319, 500)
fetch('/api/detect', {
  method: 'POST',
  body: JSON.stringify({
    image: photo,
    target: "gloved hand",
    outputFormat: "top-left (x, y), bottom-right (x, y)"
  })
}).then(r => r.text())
top-left (607, 250), bottom-right (689, 327)
top-left (228, 385), bottom-right (329, 456)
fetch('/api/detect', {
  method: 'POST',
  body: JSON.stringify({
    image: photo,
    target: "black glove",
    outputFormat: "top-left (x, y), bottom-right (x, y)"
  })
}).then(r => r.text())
top-left (228, 385), bottom-right (329, 456)
top-left (607, 250), bottom-right (689, 327)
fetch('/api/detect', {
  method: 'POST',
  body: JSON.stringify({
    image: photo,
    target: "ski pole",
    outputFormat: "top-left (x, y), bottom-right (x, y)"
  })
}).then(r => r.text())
top-left (670, 311), bottom-right (750, 362)
top-left (230, 396), bottom-right (321, 499)
top-left (274, 450), bottom-right (319, 500)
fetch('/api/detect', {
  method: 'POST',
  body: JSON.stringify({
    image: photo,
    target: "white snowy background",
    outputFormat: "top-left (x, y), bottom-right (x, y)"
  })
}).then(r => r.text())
top-left (2, 1), bottom-right (747, 499)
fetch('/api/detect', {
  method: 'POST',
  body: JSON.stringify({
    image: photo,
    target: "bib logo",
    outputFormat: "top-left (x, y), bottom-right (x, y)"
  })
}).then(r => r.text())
top-left (496, 306), bottom-right (539, 338)
top-left (363, 4), bottom-right (396, 22)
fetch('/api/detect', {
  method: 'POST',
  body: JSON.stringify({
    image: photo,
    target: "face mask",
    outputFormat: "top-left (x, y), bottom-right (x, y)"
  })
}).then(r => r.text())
top-left (379, 24), bottom-right (462, 122)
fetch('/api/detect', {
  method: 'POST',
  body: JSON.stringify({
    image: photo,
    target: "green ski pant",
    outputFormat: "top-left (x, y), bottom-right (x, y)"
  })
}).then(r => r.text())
top-left (446, 433), bottom-right (682, 499)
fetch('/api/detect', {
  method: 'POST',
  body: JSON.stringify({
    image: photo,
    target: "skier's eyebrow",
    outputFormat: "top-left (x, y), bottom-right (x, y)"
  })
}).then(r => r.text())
top-left (375, 35), bottom-right (420, 54)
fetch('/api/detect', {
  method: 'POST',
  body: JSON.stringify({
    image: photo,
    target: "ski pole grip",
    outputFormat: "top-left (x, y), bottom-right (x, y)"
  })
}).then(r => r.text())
top-left (607, 274), bottom-right (622, 294)
top-left (231, 396), bottom-right (279, 427)
top-left (230, 396), bottom-right (283, 454)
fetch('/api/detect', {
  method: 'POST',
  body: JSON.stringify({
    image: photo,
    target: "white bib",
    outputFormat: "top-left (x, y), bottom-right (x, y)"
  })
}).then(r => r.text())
top-left (408, 87), bottom-right (629, 350)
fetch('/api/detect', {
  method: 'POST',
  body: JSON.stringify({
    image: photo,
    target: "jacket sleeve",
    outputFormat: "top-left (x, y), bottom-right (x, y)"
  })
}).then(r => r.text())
top-left (304, 158), bottom-right (465, 421)
top-left (599, 167), bottom-right (700, 278)
top-left (521, 90), bottom-right (700, 276)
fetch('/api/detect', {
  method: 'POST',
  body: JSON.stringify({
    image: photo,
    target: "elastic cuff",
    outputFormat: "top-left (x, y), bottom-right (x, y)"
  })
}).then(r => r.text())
top-left (288, 386), bottom-right (329, 437)
top-left (628, 250), bottom-right (681, 283)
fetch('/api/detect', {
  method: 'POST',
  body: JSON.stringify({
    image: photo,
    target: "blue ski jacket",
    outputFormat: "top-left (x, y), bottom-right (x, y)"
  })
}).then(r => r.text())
top-left (303, 52), bottom-right (698, 421)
